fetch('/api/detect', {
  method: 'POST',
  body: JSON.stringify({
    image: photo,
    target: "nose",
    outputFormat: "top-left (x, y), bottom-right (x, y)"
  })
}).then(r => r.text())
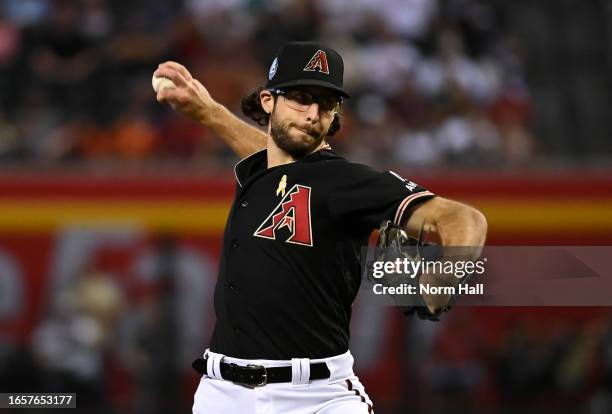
top-left (304, 102), bottom-right (320, 123)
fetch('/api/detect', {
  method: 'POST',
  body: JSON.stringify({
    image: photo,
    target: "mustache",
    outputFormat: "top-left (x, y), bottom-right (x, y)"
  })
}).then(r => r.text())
top-left (292, 124), bottom-right (321, 137)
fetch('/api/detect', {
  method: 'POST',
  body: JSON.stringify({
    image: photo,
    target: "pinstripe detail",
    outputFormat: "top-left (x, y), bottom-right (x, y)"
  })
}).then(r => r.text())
top-left (346, 379), bottom-right (374, 413)
top-left (345, 379), bottom-right (352, 390)
top-left (393, 191), bottom-right (435, 225)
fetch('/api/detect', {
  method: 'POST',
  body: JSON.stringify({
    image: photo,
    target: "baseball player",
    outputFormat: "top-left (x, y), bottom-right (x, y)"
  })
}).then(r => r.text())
top-left (154, 42), bottom-right (487, 414)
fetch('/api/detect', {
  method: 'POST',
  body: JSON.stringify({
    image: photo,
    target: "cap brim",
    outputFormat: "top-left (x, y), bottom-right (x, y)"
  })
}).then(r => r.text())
top-left (271, 79), bottom-right (350, 98)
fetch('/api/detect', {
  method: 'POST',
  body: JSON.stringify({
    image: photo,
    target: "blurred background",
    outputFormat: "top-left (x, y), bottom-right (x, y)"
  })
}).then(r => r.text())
top-left (0, 0), bottom-right (611, 413)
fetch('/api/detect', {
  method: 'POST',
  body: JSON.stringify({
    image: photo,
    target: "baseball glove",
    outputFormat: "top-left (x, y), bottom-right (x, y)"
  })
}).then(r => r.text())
top-left (368, 220), bottom-right (443, 321)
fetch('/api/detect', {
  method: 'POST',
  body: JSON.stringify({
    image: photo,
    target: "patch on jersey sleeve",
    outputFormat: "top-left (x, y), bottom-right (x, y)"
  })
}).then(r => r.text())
top-left (254, 184), bottom-right (313, 247)
top-left (389, 170), bottom-right (418, 192)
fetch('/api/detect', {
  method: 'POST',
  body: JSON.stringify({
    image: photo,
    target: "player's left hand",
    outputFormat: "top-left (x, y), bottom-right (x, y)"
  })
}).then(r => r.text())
top-left (154, 61), bottom-right (220, 125)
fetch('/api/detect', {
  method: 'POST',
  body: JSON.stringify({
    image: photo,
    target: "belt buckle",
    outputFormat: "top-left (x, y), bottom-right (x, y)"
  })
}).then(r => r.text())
top-left (234, 364), bottom-right (267, 388)
top-left (249, 364), bottom-right (268, 387)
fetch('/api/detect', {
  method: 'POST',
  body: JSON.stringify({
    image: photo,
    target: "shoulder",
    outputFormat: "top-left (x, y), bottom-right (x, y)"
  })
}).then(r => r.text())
top-left (314, 150), bottom-right (380, 173)
top-left (234, 149), bottom-right (267, 187)
top-left (322, 157), bottom-right (394, 182)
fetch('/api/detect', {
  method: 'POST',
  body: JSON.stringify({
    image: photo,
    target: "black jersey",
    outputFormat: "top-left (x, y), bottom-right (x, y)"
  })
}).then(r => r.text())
top-left (209, 146), bottom-right (435, 360)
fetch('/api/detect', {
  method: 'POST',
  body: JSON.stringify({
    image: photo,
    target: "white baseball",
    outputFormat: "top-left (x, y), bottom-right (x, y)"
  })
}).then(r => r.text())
top-left (152, 75), bottom-right (176, 93)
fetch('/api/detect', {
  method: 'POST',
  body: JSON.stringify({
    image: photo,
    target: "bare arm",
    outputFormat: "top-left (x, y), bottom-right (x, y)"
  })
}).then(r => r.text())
top-left (405, 197), bottom-right (488, 314)
top-left (154, 61), bottom-right (267, 159)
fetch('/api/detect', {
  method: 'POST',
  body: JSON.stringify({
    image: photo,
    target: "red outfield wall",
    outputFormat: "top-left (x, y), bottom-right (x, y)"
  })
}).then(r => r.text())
top-left (0, 171), bottom-right (610, 410)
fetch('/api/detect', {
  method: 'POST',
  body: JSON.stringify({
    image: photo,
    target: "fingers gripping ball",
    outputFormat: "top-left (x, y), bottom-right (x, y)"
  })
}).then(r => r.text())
top-left (152, 75), bottom-right (176, 93)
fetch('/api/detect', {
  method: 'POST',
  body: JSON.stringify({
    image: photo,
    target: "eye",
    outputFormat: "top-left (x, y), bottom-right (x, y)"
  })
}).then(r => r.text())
top-left (287, 91), bottom-right (313, 105)
top-left (319, 96), bottom-right (339, 111)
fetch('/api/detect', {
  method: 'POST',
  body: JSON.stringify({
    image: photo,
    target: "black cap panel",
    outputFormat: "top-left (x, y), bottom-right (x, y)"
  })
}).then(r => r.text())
top-left (266, 42), bottom-right (350, 98)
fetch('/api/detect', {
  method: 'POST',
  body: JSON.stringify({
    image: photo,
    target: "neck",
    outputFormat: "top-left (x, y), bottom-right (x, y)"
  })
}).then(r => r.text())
top-left (266, 135), bottom-right (328, 168)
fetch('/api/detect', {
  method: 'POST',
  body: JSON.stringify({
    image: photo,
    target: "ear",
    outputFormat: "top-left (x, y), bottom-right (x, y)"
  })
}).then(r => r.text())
top-left (260, 90), bottom-right (275, 114)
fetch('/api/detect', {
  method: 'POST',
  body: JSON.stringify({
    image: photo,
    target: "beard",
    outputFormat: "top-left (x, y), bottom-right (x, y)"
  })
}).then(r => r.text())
top-left (270, 111), bottom-right (326, 159)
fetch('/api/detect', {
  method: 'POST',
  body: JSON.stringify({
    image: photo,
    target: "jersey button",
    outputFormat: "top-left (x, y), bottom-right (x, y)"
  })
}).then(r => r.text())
top-left (229, 283), bottom-right (236, 291)
top-left (240, 200), bottom-right (248, 207)
top-left (231, 239), bottom-right (240, 248)
top-left (234, 328), bottom-right (241, 334)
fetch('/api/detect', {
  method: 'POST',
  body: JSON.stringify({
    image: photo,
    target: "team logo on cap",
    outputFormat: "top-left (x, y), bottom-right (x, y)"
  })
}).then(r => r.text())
top-left (303, 50), bottom-right (329, 74)
top-left (269, 57), bottom-right (279, 80)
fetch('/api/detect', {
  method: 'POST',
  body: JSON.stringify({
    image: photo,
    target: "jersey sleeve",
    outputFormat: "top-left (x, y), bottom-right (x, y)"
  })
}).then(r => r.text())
top-left (328, 164), bottom-right (435, 233)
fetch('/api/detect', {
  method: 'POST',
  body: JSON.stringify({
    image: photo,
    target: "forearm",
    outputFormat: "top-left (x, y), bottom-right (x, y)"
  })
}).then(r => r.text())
top-left (413, 202), bottom-right (488, 313)
top-left (200, 103), bottom-right (268, 159)
top-left (154, 61), bottom-right (268, 159)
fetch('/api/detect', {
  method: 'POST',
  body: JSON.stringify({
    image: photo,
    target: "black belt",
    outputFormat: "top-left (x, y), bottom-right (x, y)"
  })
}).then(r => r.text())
top-left (192, 357), bottom-right (330, 387)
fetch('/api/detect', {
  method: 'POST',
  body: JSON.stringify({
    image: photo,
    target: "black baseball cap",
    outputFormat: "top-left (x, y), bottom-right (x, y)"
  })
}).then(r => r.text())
top-left (266, 42), bottom-right (350, 98)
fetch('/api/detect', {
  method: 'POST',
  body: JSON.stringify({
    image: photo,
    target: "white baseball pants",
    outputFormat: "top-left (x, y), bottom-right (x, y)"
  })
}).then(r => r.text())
top-left (192, 349), bottom-right (374, 414)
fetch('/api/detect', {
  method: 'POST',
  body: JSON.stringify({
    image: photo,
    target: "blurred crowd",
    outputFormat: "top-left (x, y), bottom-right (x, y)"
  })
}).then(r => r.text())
top-left (0, 269), bottom-right (184, 414)
top-left (0, 234), bottom-right (211, 414)
top-left (406, 311), bottom-right (612, 414)
top-left (0, 0), bottom-right (535, 167)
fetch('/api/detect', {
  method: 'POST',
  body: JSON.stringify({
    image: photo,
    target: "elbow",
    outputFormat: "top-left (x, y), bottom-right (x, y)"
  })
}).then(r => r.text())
top-left (433, 201), bottom-right (488, 260)
top-left (425, 198), bottom-right (488, 247)
top-left (448, 204), bottom-right (487, 247)
top-left (471, 208), bottom-right (488, 245)
top-left (472, 209), bottom-right (489, 238)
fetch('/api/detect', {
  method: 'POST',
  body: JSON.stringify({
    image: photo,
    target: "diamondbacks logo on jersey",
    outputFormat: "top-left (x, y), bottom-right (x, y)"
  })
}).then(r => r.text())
top-left (303, 50), bottom-right (330, 74)
top-left (254, 184), bottom-right (313, 246)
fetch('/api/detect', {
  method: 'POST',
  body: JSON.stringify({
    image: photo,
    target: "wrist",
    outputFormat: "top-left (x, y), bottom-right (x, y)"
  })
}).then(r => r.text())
top-left (197, 101), bottom-right (223, 126)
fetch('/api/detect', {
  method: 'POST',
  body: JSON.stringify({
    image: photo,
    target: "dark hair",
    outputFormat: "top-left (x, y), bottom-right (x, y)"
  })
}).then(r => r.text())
top-left (240, 87), bottom-right (342, 137)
